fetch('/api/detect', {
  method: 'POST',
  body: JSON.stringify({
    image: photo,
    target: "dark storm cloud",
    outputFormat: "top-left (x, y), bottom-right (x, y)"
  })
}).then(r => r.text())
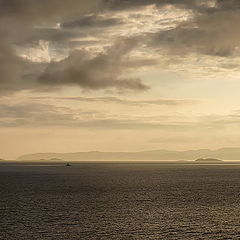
top-left (38, 38), bottom-right (149, 91)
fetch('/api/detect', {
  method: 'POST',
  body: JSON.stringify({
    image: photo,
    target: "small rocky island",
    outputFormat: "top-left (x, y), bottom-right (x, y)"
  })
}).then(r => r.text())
top-left (195, 158), bottom-right (223, 163)
top-left (50, 158), bottom-right (63, 161)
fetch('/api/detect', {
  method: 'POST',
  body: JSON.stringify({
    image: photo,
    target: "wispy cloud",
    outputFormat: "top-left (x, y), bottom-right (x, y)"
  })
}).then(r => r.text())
top-left (56, 96), bottom-right (196, 106)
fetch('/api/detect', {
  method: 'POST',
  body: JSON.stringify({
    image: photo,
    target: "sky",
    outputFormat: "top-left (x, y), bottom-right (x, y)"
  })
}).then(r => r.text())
top-left (1, 0), bottom-right (240, 159)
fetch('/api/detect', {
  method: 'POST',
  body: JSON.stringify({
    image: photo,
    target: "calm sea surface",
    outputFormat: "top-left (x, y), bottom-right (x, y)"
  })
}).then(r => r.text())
top-left (0, 162), bottom-right (240, 239)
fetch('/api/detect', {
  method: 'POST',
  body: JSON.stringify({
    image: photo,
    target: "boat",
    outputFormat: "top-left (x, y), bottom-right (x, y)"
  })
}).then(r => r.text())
top-left (66, 163), bottom-right (71, 167)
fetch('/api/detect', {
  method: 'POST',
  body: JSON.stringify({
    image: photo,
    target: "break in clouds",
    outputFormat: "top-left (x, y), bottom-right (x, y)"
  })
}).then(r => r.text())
top-left (1, 0), bottom-right (240, 93)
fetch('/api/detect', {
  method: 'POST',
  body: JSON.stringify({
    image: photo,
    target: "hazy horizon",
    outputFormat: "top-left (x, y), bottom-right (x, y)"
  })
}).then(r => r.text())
top-left (8, 146), bottom-right (240, 161)
top-left (6, 145), bottom-right (240, 160)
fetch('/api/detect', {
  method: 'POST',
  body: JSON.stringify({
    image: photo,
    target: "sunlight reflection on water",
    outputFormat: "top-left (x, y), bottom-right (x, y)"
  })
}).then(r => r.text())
top-left (1, 162), bottom-right (240, 239)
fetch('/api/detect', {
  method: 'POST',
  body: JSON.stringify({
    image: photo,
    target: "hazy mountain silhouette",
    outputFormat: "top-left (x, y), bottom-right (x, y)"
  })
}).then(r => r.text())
top-left (195, 158), bottom-right (223, 163)
top-left (16, 147), bottom-right (240, 161)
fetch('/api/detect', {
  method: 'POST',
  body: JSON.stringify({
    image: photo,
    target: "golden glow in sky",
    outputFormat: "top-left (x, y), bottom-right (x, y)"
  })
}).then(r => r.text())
top-left (1, 0), bottom-right (240, 159)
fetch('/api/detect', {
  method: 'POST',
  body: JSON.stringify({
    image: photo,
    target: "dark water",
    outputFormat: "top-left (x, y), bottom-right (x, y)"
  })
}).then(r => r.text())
top-left (1, 162), bottom-right (240, 240)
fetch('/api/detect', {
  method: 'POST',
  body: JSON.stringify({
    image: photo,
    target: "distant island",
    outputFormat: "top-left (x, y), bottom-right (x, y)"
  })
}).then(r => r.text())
top-left (0, 158), bottom-right (5, 161)
top-left (16, 147), bottom-right (240, 161)
top-left (195, 158), bottom-right (223, 163)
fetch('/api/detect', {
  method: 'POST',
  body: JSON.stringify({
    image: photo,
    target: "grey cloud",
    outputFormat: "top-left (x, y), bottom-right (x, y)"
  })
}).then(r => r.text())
top-left (24, 28), bottom-right (84, 44)
top-left (104, 0), bottom-right (209, 11)
top-left (105, 0), bottom-right (240, 59)
top-left (0, 0), bottom-right (152, 94)
top-left (123, 59), bottom-right (159, 68)
top-left (69, 40), bottom-right (102, 48)
top-left (0, 59), bottom-right (48, 94)
top-left (148, 0), bottom-right (240, 57)
top-left (216, 0), bottom-right (240, 10)
top-left (0, 0), bottom-right (103, 94)
top-left (0, 0), bottom-right (102, 23)
top-left (61, 15), bottom-right (124, 29)
top-left (149, 27), bottom-right (235, 57)
top-left (2, 0), bottom-right (240, 95)
top-left (103, 0), bottom-right (155, 11)
top-left (38, 38), bottom-right (149, 91)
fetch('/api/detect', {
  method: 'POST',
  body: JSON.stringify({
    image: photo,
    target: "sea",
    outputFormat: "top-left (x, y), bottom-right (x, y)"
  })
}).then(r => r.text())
top-left (0, 161), bottom-right (240, 240)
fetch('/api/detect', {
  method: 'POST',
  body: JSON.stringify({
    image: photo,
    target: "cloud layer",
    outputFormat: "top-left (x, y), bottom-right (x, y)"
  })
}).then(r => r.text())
top-left (38, 38), bottom-right (149, 91)
top-left (2, 0), bottom-right (240, 94)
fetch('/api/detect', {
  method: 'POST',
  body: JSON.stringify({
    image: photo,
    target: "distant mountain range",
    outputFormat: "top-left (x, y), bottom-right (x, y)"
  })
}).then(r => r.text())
top-left (16, 148), bottom-right (240, 161)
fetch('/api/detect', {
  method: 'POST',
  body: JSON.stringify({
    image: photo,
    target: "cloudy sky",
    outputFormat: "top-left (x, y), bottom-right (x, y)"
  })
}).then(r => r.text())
top-left (1, 0), bottom-right (240, 159)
